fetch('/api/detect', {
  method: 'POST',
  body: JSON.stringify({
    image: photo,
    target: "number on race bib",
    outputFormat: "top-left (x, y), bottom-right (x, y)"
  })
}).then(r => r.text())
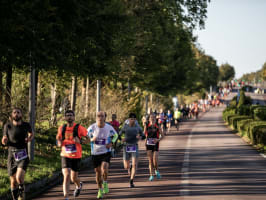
top-left (147, 138), bottom-right (156, 146)
top-left (65, 144), bottom-right (77, 153)
top-left (13, 149), bottom-right (28, 162)
top-left (126, 145), bottom-right (136, 152)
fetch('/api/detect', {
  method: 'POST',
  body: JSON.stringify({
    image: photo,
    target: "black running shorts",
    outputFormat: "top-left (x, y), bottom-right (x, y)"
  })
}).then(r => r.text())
top-left (92, 152), bottom-right (111, 168)
top-left (61, 157), bottom-right (81, 172)
top-left (146, 142), bottom-right (159, 152)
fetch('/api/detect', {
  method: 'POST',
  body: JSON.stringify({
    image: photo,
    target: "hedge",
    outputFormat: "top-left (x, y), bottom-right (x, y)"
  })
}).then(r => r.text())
top-left (229, 115), bottom-right (252, 131)
top-left (237, 119), bottom-right (254, 136)
top-left (254, 107), bottom-right (266, 121)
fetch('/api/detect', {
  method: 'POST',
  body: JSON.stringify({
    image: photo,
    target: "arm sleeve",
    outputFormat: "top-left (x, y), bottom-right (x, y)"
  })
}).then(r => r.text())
top-left (119, 125), bottom-right (125, 136)
top-left (112, 132), bottom-right (118, 143)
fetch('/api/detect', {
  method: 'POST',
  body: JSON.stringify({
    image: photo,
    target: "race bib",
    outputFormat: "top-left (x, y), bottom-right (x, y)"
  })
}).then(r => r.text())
top-left (147, 138), bottom-right (156, 146)
top-left (126, 145), bottom-right (136, 152)
top-left (65, 144), bottom-right (77, 153)
top-left (13, 149), bottom-right (28, 162)
top-left (95, 139), bottom-right (106, 145)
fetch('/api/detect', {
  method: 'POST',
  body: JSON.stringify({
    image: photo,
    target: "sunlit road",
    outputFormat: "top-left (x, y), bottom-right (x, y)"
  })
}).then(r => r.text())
top-left (33, 96), bottom-right (266, 200)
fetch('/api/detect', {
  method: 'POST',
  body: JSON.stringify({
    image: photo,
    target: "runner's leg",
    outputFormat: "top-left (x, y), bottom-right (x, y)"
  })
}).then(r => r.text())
top-left (10, 174), bottom-right (19, 200)
top-left (147, 150), bottom-right (154, 179)
top-left (62, 168), bottom-right (71, 199)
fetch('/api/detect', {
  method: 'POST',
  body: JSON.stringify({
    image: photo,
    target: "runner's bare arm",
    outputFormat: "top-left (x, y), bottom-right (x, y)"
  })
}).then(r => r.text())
top-left (26, 131), bottom-right (34, 143)
top-left (1, 136), bottom-right (8, 145)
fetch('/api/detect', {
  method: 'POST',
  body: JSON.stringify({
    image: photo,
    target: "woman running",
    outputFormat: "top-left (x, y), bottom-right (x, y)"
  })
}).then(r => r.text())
top-left (144, 113), bottom-right (164, 181)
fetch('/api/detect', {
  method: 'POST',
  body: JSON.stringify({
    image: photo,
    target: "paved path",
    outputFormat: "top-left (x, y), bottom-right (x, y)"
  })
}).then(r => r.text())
top-left (33, 104), bottom-right (266, 200)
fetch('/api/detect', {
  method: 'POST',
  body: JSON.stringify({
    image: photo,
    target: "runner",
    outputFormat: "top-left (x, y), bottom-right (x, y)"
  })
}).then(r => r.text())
top-left (1, 108), bottom-right (34, 200)
top-left (166, 110), bottom-right (173, 133)
top-left (119, 113), bottom-right (145, 188)
top-left (144, 113), bottom-right (164, 181)
top-left (158, 109), bottom-right (166, 135)
top-left (173, 108), bottom-right (182, 130)
top-left (56, 110), bottom-right (89, 200)
top-left (109, 114), bottom-right (120, 133)
top-left (87, 111), bottom-right (118, 199)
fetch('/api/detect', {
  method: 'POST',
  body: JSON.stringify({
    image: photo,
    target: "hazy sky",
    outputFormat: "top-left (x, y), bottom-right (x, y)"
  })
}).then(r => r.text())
top-left (194, 0), bottom-right (266, 79)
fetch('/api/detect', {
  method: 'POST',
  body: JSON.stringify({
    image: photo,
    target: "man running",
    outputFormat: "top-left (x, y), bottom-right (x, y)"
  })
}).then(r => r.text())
top-left (1, 108), bottom-right (34, 200)
top-left (144, 113), bottom-right (164, 181)
top-left (56, 110), bottom-right (89, 200)
top-left (87, 111), bottom-right (118, 199)
top-left (119, 113), bottom-right (145, 188)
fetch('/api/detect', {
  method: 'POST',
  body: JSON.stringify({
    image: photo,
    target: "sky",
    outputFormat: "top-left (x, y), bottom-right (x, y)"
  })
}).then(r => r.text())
top-left (194, 0), bottom-right (266, 79)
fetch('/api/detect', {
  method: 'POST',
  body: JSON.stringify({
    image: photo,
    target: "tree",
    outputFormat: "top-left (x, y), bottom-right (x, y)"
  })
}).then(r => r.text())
top-left (219, 63), bottom-right (235, 81)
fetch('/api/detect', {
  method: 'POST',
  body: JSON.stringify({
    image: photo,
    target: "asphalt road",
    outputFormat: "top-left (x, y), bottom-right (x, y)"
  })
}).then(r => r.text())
top-left (33, 101), bottom-right (266, 200)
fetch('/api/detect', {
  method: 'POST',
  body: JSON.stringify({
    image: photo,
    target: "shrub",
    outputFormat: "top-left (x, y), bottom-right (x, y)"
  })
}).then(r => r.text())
top-left (247, 121), bottom-right (266, 140)
top-left (249, 123), bottom-right (266, 145)
top-left (229, 115), bottom-right (252, 130)
top-left (237, 105), bottom-right (251, 116)
top-left (254, 107), bottom-right (266, 121)
top-left (237, 119), bottom-right (254, 136)
top-left (222, 107), bottom-right (236, 121)
top-left (237, 90), bottom-right (246, 108)
top-left (255, 127), bottom-right (266, 147)
top-left (250, 105), bottom-right (266, 118)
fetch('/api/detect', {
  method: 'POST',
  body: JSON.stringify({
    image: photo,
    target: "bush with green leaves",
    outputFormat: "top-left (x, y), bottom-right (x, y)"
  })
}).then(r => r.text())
top-left (254, 107), bottom-right (266, 121)
top-left (250, 105), bottom-right (266, 118)
top-left (237, 119), bottom-right (254, 136)
top-left (248, 123), bottom-right (266, 145)
top-left (229, 115), bottom-right (252, 130)
top-left (237, 105), bottom-right (251, 116)
top-left (255, 127), bottom-right (266, 147)
top-left (222, 107), bottom-right (237, 121)
top-left (247, 121), bottom-right (266, 141)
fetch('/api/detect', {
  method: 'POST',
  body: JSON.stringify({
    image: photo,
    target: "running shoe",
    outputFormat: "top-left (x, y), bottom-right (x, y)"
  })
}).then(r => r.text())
top-left (149, 175), bottom-right (154, 181)
top-left (73, 182), bottom-right (83, 197)
top-left (18, 185), bottom-right (25, 200)
top-left (130, 179), bottom-right (135, 188)
top-left (97, 189), bottom-right (103, 199)
top-left (155, 171), bottom-right (161, 179)
top-left (103, 182), bottom-right (109, 194)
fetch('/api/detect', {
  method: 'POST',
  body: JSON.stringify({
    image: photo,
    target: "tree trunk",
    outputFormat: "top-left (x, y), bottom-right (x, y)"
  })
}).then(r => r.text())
top-left (85, 76), bottom-right (90, 118)
top-left (37, 71), bottom-right (41, 97)
top-left (28, 66), bottom-right (36, 161)
top-left (81, 77), bottom-right (86, 116)
top-left (5, 67), bottom-right (12, 112)
top-left (0, 71), bottom-right (3, 114)
top-left (50, 82), bottom-right (57, 127)
top-left (71, 76), bottom-right (77, 112)
top-left (127, 79), bottom-right (131, 100)
top-left (96, 80), bottom-right (101, 113)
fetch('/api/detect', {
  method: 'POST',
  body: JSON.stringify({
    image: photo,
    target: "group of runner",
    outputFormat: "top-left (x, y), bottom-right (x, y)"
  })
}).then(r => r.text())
top-left (1, 108), bottom-right (165, 200)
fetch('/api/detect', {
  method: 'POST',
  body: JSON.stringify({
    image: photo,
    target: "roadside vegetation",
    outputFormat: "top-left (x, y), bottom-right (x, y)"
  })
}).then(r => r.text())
top-left (223, 88), bottom-right (266, 152)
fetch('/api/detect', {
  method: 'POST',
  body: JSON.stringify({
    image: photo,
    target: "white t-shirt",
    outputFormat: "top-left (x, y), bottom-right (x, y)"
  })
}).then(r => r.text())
top-left (87, 123), bottom-right (117, 155)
